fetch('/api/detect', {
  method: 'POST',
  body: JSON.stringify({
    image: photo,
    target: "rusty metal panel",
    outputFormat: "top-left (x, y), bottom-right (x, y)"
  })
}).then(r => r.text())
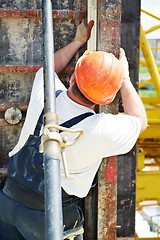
top-left (117, 147), bottom-right (137, 237)
top-left (0, 0), bottom-right (87, 170)
top-left (117, 0), bottom-right (141, 237)
top-left (0, 126), bottom-right (22, 167)
top-left (0, 72), bottom-right (34, 102)
top-left (98, 156), bottom-right (118, 239)
top-left (97, 1), bottom-right (121, 239)
top-left (0, 18), bottom-right (86, 66)
top-left (97, 0), bottom-right (121, 55)
top-left (0, 18), bottom-right (42, 65)
top-left (0, 72), bottom-right (35, 165)
top-left (84, 186), bottom-right (98, 240)
top-left (0, 1), bottom-right (42, 9)
top-left (0, 0), bottom-right (87, 10)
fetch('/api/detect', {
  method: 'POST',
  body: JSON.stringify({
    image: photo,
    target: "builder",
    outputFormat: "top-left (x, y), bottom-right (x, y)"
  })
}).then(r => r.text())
top-left (0, 23), bottom-right (147, 240)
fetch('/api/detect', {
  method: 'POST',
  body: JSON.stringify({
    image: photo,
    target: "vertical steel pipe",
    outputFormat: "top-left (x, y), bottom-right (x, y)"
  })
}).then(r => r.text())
top-left (42, 0), bottom-right (63, 239)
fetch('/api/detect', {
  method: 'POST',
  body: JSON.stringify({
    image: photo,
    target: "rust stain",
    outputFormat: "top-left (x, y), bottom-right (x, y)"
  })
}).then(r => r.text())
top-left (0, 65), bottom-right (75, 74)
top-left (0, 66), bottom-right (40, 72)
top-left (0, 102), bottom-right (28, 112)
top-left (105, 156), bottom-right (117, 183)
top-left (106, 223), bottom-right (116, 240)
top-left (98, 157), bottom-right (117, 239)
top-left (0, 9), bottom-right (86, 19)
top-left (97, 3), bottom-right (121, 238)
top-left (0, 9), bottom-right (42, 18)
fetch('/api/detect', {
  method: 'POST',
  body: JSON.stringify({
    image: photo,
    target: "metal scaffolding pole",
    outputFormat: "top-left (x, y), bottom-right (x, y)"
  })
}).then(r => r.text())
top-left (42, 0), bottom-right (63, 239)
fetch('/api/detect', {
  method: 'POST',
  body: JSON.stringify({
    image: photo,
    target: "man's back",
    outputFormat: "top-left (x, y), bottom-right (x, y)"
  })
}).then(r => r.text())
top-left (56, 90), bottom-right (141, 197)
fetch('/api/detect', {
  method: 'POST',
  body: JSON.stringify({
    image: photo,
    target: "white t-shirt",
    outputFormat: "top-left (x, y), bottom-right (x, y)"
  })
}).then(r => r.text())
top-left (9, 67), bottom-right (141, 198)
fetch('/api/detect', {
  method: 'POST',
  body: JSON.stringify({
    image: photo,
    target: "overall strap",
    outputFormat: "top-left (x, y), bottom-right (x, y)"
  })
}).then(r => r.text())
top-left (34, 91), bottom-right (94, 136)
top-left (60, 112), bottom-right (94, 130)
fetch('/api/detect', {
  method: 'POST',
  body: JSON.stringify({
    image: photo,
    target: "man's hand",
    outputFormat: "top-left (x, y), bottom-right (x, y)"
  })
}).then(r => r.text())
top-left (74, 20), bottom-right (94, 46)
top-left (54, 20), bottom-right (94, 73)
top-left (119, 48), bottom-right (130, 81)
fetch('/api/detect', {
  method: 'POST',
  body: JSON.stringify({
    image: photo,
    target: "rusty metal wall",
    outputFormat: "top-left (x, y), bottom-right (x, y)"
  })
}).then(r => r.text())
top-left (0, 1), bottom-right (141, 239)
top-left (97, 0), bottom-right (121, 239)
top-left (0, 0), bottom-right (87, 168)
top-left (117, 0), bottom-right (141, 237)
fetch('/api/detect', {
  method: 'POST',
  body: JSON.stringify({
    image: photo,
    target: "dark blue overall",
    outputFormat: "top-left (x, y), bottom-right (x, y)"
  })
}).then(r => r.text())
top-left (0, 91), bottom-right (94, 240)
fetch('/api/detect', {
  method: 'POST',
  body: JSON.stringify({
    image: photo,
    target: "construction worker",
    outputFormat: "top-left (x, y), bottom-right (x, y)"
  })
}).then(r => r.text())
top-left (0, 21), bottom-right (94, 240)
top-left (0, 26), bottom-right (147, 240)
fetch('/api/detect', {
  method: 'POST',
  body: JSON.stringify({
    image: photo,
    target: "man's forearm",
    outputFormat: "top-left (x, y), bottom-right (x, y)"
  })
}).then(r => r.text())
top-left (54, 41), bottom-right (81, 74)
top-left (54, 21), bottom-right (94, 74)
top-left (120, 80), bottom-right (147, 133)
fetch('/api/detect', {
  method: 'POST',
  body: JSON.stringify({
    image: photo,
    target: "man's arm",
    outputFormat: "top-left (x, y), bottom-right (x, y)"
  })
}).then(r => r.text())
top-left (54, 21), bottom-right (94, 74)
top-left (119, 48), bottom-right (147, 134)
top-left (54, 41), bottom-right (81, 74)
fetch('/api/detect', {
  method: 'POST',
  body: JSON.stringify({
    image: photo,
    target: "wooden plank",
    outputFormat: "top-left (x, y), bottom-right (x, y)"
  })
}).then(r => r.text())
top-left (117, 0), bottom-right (141, 237)
top-left (97, 0), bottom-right (121, 239)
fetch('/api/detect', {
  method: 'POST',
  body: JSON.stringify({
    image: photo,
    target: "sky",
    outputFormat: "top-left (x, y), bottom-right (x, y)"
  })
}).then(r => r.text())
top-left (141, 0), bottom-right (160, 39)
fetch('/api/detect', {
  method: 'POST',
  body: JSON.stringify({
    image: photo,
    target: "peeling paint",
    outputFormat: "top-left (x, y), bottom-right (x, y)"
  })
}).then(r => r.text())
top-left (97, 0), bottom-right (121, 239)
top-left (105, 156), bottom-right (117, 183)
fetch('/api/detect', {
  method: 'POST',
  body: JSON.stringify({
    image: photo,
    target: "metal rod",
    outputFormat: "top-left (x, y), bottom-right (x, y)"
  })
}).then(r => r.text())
top-left (42, 0), bottom-right (63, 239)
top-left (42, 0), bottom-right (55, 113)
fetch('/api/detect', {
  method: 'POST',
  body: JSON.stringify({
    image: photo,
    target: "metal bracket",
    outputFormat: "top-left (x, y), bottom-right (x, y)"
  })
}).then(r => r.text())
top-left (40, 124), bottom-right (84, 178)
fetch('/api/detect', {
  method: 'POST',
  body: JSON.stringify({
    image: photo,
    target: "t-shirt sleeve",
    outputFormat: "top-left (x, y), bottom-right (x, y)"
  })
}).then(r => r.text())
top-left (93, 113), bottom-right (141, 158)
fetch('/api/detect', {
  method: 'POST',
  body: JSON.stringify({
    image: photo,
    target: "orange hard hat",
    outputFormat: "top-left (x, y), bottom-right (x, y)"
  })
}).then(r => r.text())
top-left (75, 50), bottom-right (123, 105)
